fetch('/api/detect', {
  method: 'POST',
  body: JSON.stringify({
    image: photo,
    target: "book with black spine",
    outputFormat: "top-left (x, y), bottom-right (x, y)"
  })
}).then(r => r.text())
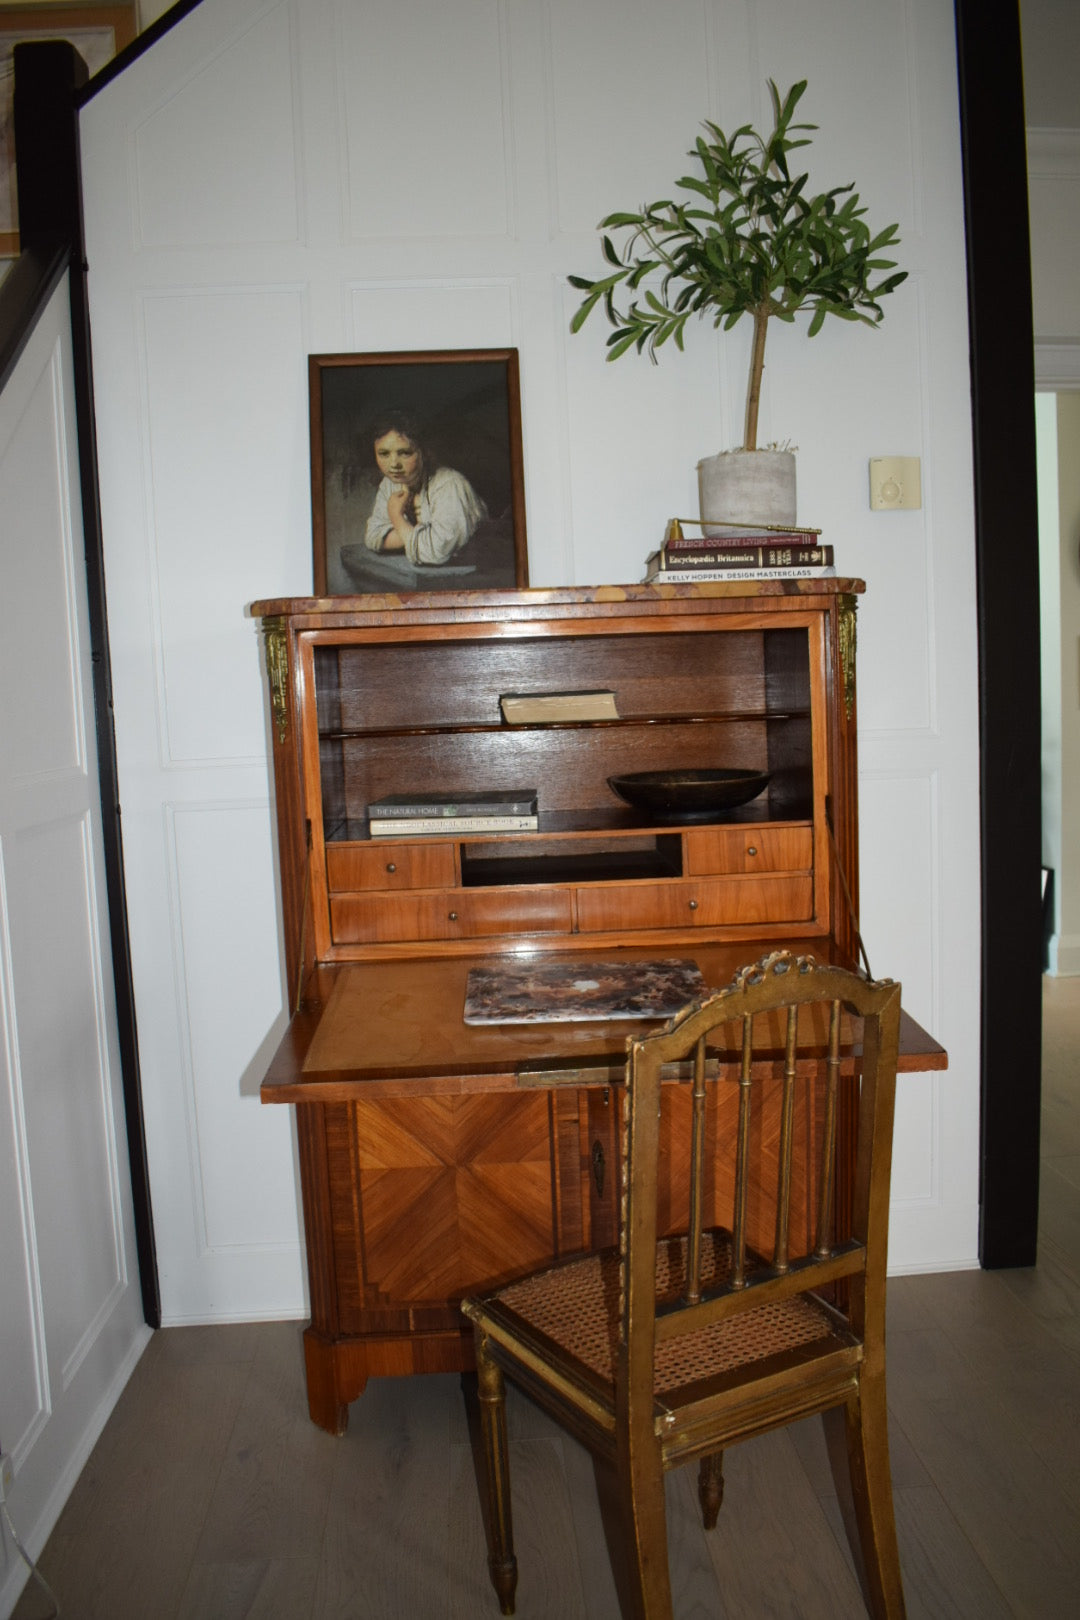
top-left (648, 544), bottom-right (834, 571)
top-left (367, 789), bottom-right (538, 819)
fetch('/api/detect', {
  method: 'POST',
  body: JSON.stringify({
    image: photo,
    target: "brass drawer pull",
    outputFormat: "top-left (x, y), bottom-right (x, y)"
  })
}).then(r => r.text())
top-left (386, 862), bottom-right (397, 873)
top-left (448, 910), bottom-right (459, 922)
top-left (688, 898), bottom-right (698, 911)
top-left (747, 845), bottom-right (757, 857)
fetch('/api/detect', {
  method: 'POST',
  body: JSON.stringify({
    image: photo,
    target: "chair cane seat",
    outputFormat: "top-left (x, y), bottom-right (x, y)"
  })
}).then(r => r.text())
top-left (489, 1230), bottom-right (846, 1396)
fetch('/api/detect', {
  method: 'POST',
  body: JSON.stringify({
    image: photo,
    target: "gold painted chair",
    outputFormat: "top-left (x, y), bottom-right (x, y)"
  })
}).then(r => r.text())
top-left (461, 951), bottom-right (907, 1620)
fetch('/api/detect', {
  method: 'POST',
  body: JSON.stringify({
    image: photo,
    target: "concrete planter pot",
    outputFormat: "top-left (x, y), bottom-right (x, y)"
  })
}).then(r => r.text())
top-left (697, 448), bottom-right (797, 536)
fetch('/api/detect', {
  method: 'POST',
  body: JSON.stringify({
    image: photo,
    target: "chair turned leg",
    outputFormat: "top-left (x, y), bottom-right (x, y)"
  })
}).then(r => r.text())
top-left (825, 1381), bottom-right (906, 1620)
top-left (475, 1335), bottom-right (518, 1615)
top-left (697, 1451), bottom-right (725, 1529)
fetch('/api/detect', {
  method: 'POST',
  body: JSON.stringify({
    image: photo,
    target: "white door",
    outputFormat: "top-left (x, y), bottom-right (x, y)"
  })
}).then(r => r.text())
top-left (0, 276), bottom-right (148, 1610)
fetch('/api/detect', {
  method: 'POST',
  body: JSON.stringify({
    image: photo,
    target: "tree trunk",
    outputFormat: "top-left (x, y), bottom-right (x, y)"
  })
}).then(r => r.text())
top-left (744, 306), bottom-right (770, 451)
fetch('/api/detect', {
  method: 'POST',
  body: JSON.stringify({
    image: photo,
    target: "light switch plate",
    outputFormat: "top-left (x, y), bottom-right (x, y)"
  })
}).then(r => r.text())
top-left (869, 456), bottom-right (921, 510)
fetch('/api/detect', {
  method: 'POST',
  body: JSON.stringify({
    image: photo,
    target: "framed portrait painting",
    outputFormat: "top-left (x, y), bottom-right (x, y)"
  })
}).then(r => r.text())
top-left (309, 348), bottom-right (529, 596)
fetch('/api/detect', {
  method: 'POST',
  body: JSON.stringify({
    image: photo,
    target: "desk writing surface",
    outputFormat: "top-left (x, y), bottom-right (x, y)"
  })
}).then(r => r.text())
top-left (261, 943), bottom-right (946, 1104)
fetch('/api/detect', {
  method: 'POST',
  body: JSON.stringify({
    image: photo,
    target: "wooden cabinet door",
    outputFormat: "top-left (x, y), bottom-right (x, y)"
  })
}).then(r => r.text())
top-left (323, 1091), bottom-right (570, 1335)
top-left (317, 1081), bottom-right (824, 1340)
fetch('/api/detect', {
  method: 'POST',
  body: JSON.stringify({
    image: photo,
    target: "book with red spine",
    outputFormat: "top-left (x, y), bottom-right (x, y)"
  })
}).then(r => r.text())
top-left (661, 518), bottom-right (823, 547)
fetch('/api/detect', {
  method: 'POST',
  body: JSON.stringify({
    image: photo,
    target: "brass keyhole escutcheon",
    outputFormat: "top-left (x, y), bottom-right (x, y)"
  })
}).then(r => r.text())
top-left (591, 1139), bottom-right (606, 1199)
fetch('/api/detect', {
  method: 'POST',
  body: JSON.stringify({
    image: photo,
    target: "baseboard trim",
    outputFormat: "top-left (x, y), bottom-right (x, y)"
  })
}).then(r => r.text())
top-left (1048, 934), bottom-right (1080, 976)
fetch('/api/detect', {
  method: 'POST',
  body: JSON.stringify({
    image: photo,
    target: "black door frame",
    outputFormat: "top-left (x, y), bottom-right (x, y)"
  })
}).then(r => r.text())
top-left (954, 0), bottom-right (1042, 1267)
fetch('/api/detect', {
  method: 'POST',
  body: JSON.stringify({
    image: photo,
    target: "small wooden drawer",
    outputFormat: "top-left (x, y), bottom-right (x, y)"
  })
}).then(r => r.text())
top-left (685, 824), bottom-right (813, 876)
top-left (326, 841), bottom-right (457, 892)
top-left (331, 886), bottom-right (572, 945)
top-left (575, 873), bottom-right (814, 933)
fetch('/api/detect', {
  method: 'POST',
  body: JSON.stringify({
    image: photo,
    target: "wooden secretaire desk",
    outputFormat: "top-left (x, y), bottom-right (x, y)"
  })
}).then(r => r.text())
top-left (251, 584), bottom-right (945, 1435)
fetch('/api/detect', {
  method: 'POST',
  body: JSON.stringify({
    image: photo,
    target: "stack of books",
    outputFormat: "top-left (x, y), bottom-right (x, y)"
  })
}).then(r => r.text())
top-left (367, 789), bottom-right (539, 836)
top-left (644, 519), bottom-right (835, 584)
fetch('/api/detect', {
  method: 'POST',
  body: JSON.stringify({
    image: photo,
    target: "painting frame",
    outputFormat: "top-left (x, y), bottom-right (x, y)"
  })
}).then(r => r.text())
top-left (1, 2), bottom-right (137, 256)
top-left (309, 348), bottom-right (529, 596)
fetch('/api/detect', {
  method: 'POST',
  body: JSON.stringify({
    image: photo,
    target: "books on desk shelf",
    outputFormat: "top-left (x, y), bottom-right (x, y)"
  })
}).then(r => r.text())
top-left (367, 789), bottom-right (538, 819)
top-left (500, 689), bottom-right (619, 724)
top-left (370, 813), bottom-right (539, 836)
top-left (646, 520), bottom-right (836, 584)
top-left (463, 957), bottom-right (707, 1024)
top-left (368, 788), bottom-right (539, 837)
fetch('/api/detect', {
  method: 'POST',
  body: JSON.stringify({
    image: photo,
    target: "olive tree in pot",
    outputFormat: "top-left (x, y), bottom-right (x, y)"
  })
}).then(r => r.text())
top-left (569, 80), bottom-right (907, 533)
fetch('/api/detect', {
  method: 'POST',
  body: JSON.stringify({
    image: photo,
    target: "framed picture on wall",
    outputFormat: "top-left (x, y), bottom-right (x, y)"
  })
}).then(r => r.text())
top-left (0, 3), bottom-right (137, 256)
top-left (309, 348), bottom-right (529, 596)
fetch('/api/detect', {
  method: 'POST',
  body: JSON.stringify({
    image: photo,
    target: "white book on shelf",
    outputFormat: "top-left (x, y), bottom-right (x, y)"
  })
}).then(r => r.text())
top-left (369, 814), bottom-right (539, 836)
top-left (645, 566), bottom-right (837, 583)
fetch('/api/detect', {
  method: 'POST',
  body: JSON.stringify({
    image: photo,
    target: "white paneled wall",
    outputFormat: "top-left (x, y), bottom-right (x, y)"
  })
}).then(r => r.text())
top-left (77, 0), bottom-right (982, 1324)
top-left (0, 278), bottom-right (148, 1615)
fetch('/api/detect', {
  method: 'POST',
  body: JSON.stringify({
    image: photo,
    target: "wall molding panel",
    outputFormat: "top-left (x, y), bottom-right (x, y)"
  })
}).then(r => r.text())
top-left (344, 277), bottom-right (519, 353)
top-left (136, 284), bottom-right (309, 769)
top-left (134, 0), bottom-right (303, 250)
top-left (339, 0), bottom-right (514, 244)
top-left (163, 800), bottom-right (297, 1260)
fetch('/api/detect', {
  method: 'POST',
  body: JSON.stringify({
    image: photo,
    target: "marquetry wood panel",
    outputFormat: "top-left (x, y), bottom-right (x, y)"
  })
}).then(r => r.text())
top-left (326, 1093), bottom-right (562, 1329)
top-left (315, 1078), bottom-right (822, 1335)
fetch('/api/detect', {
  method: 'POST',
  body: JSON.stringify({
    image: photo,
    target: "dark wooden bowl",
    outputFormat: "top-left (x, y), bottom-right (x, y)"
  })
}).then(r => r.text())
top-left (607, 768), bottom-right (771, 821)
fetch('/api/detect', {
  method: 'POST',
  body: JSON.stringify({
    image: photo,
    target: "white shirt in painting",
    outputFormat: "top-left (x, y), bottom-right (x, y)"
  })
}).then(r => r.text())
top-left (364, 466), bottom-right (487, 566)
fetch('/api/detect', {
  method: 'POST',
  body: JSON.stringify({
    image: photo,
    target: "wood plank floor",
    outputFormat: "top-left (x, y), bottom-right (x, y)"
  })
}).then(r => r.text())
top-left (9, 976), bottom-right (1080, 1620)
